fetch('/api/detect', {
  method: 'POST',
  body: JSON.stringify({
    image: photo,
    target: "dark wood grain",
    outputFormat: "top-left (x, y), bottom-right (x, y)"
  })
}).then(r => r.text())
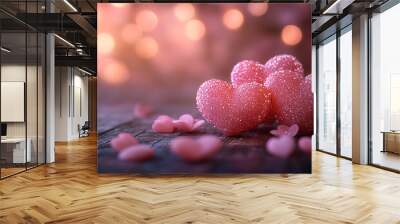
top-left (98, 106), bottom-right (311, 174)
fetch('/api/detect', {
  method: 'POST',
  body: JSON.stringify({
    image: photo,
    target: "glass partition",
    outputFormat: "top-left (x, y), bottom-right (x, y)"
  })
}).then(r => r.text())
top-left (0, 1), bottom-right (46, 179)
top-left (339, 27), bottom-right (352, 158)
top-left (370, 3), bottom-right (400, 171)
top-left (317, 36), bottom-right (337, 154)
top-left (1, 30), bottom-right (28, 177)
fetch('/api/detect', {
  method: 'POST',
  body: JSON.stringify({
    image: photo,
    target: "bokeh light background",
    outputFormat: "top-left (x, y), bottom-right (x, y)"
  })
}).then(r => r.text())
top-left (98, 3), bottom-right (311, 127)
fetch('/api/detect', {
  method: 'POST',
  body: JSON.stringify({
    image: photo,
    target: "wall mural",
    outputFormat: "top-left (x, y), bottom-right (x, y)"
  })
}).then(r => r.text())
top-left (97, 3), bottom-right (312, 174)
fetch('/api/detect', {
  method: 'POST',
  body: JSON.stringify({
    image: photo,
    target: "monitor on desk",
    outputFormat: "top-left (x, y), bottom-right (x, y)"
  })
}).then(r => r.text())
top-left (1, 123), bottom-right (7, 138)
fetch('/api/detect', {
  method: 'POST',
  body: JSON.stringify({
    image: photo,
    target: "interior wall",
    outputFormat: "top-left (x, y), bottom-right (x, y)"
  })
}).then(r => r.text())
top-left (1, 64), bottom-right (40, 139)
top-left (55, 67), bottom-right (89, 141)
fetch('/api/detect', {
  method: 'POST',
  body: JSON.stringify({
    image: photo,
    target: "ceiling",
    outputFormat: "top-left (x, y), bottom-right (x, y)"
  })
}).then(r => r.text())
top-left (0, 0), bottom-right (391, 74)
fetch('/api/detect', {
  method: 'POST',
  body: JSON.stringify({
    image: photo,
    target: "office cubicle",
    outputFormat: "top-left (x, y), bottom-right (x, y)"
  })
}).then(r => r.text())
top-left (0, 1), bottom-right (46, 179)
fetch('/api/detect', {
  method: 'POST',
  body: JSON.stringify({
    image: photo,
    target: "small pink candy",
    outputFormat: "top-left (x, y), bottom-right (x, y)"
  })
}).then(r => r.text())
top-left (110, 133), bottom-right (138, 152)
top-left (133, 103), bottom-right (152, 118)
top-left (152, 115), bottom-right (174, 133)
top-left (298, 136), bottom-right (312, 154)
top-left (270, 124), bottom-right (299, 137)
top-left (192, 119), bottom-right (205, 130)
top-left (173, 114), bottom-right (205, 132)
top-left (266, 135), bottom-right (295, 158)
top-left (170, 135), bottom-right (222, 162)
top-left (118, 144), bottom-right (155, 161)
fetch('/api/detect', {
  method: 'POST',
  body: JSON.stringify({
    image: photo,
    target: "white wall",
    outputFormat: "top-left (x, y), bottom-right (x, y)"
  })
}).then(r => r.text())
top-left (55, 67), bottom-right (89, 141)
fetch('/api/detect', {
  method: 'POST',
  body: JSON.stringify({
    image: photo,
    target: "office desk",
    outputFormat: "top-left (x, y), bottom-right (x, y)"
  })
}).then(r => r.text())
top-left (381, 131), bottom-right (400, 154)
top-left (1, 138), bottom-right (31, 163)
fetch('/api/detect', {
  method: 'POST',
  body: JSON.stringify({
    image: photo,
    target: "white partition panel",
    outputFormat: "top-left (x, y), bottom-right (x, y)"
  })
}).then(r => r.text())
top-left (1, 82), bottom-right (25, 122)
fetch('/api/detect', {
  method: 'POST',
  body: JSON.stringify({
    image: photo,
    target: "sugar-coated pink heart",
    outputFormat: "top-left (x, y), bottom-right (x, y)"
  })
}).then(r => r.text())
top-left (196, 79), bottom-right (272, 136)
top-left (266, 135), bottom-right (295, 158)
top-left (270, 124), bottom-right (299, 137)
top-left (264, 54), bottom-right (304, 77)
top-left (264, 71), bottom-right (313, 135)
top-left (152, 115), bottom-right (174, 133)
top-left (110, 133), bottom-right (139, 152)
top-left (298, 136), bottom-right (312, 154)
top-left (170, 135), bottom-right (222, 162)
top-left (231, 60), bottom-right (267, 87)
top-left (118, 144), bottom-right (155, 161)
top-left (133, 103), bottom-right (152, 118)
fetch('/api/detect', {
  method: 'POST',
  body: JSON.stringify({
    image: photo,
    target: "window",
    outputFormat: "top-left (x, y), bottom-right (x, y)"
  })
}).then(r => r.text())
top-left (317, 36), bottom-right (337, 154)
top-left (370, 3), bottom-right (400, 171)
top-left (339, 28), bottom-right (352, 158)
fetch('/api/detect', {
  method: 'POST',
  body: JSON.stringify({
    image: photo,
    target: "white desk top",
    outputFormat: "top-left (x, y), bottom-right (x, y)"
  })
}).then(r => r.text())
top-left (1, 138), bottom-right (28, 143)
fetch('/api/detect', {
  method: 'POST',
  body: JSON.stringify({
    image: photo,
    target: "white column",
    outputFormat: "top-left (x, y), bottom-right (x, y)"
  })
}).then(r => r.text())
top-left (45, 0), bottom-right (56, 163)
top-left (46, 33), bottom-right (55, 163)
top-left (352, 14), bottom-right (369, 164)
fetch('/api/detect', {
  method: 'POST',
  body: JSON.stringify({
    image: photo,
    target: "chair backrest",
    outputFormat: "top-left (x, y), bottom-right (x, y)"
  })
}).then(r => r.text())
top-left (82, 121), bottom-right (90, 129)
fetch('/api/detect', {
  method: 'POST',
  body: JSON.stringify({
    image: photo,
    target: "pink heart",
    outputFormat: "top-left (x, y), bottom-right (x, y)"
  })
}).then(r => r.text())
top-left (264, 54), bottom-right (304, 77)
top-left (118, 144), bottom-right (155, 161)
top-left (298, 136), bottom-right (312, 154)
top-left (196, 79), bottom-right (272, 136)
top-left (264, 71), bottom-right (313, 135)
top-left (266, 135), bottom-right (295, 158)
top-left (133, 103), bottom-right (152, 118)
top-left (170, 135), bottom-right (222, 162)
top-left (172, 114), bottom-right (205, 132)
top-left (270, 124), bottom-right (299, 137)
top-left (231, 60), bottom-right (267, 88)
top-left (110, 133), bottom-right (139, 152)
top-left (152, 115), bottom-right (175, 133)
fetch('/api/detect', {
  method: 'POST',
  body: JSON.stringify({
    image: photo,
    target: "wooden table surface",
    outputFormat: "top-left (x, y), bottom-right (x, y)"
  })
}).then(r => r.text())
top-left (98, 105), bottom-right (311, 174)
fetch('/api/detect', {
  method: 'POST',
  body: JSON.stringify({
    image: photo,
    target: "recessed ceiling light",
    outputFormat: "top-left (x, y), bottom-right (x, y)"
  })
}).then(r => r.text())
top-left (1, 47), bottom-right (11, 53)
top-left (63, 0), bottom-right (78, 12)
top-left (54, 34), bottom-right (75, 48)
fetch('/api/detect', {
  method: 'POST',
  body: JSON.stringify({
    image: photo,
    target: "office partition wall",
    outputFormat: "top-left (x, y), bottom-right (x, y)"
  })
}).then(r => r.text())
top-left (317, 35), bottom-right (337, 155)
top-left (339, 27), bottom-right (352, 159)
top-left (370, 2), bottom-right (400, 172)
top-left (0, 1), bottom-right (46, 179)
top-left (316, 24), bottom-right (353, 159)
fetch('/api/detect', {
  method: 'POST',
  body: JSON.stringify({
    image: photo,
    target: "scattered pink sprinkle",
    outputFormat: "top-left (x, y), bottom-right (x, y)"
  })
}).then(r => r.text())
top-left (270, 124), bottom-right (299, 137)
top-left (110, 133), bottom-right (138, 152)
top-left (152, 115), bottom-right (175, 133)
top-left (266, 135), bottom-right (295, 158)
top-left (118, 144), bottom-right (155, 161)
top-left (170, 135), bottom-right (222, 162)
top-left (298, 136), bottom-right (312, 154)
top-left (133, 103), bottom-right (152, 118)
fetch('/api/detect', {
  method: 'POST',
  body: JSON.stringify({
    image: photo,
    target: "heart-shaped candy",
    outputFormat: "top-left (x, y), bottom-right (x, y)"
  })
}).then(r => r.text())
top-left (170, 135), bottom-right (222, 162)
top-left (110, 133), bottom-right (139, 152)
top-left (266, 135), bottom-right (295, 158)
top-left (152, 115), bottom-right (175, 133)
top-left (264, 54), bottom-right (304, 77)
top-left (264, 71), bottom-right (313, 135)
top-left (231, 60), bottom-right (267, 88)
top-left (196, 79), bottom-right (272, 136)
top-left (298, 136), bottom-right (312, 154)
top-left (118, 144), bottom-right (155, 161)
